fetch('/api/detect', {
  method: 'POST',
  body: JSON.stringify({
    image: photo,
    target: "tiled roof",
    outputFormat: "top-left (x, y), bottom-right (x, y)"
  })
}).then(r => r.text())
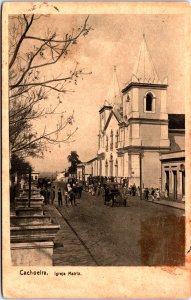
top-left (113, 107), bottom-right (123, 123)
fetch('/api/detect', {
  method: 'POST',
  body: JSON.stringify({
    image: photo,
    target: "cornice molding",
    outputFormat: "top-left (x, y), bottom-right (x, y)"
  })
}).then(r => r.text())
top-left (122, 82), bottom-right (168, 94)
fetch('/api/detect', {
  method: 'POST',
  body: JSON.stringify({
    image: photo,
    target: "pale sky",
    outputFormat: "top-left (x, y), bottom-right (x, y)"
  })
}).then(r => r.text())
top-left (15, 14), bottom-right (186, 173)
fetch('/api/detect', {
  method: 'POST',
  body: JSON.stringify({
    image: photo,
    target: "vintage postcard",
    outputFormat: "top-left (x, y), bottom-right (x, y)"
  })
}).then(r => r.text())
top-left (2, 1), bottom-right (191, 298)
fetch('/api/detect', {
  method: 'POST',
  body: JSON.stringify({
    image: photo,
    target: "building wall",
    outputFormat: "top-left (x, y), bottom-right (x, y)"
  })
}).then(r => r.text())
top-left (142, 151), bottom-right (161, 188)
top-left (118, 155), bottom-right (124, 177)
top-left (123, 152), bottom-right (129, 178)
top-left (77, 167), bottom-right (83, 181)
top-left (92, 160), bottom-right (98, 176)
top-left (85, 163), bottom-right (93, 176)
top-left (129, 154), bottom-right (140, 186)
top-left (100, 114), bottom-right (120, 177)
top-left (140, 124), bottom-right (161, 147)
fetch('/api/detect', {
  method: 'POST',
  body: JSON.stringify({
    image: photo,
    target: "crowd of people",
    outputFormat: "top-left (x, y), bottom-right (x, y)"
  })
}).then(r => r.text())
top-left (38, 175), bottom-right (163, 207)
top-left (85, 176), bottom-right (162, 202)
top-left (143, 187), bottom-right (161, 201)
top-left (39, 179), bottom-right (83, 207)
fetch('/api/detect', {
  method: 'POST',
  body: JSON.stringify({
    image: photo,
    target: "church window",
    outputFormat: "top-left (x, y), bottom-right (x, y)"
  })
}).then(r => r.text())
top-left (115, 130), bottom-right (119, 148)
top-left (110, 130), bottom-right (113, 150)
top-left (106, 135), bottom-right (109, 151)
top-left (144, 92), bottom-right (155, 113)
top-left (146, 93), bottom-right (153, 111)
top-left (109, 154), bottom-right (113, 177)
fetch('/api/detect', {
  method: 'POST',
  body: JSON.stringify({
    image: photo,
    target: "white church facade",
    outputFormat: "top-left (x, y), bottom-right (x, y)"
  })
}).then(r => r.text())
top-left (78, 37), bottom-right (185, 200)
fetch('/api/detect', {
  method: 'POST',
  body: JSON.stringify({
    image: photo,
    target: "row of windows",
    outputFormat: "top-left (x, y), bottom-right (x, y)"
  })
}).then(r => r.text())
top-left (105, 158), bottom-right (118, 177)
top-left (99, 130), bottom-right (121, 150)
top-left (105, 156), bottom-right (118, 165)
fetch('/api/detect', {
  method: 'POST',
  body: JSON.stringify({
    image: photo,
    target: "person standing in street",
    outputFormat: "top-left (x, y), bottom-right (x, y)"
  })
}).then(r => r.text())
top-left (67, 182), bottom-right (72, 205)
top-left (104, 184), bottom-right (110, 205)
top-left (145, 188), bottom-right (149, 201)
top-left (58, 188), bottom-right (63, 207)
top-left (63, 182), bottom-right (68, 207)
top-left (151, 188), bottom-right (155, 202)
top-left (70, 184), bottom-right (76, 206)
top-left (155, 188), bottom-right (160, 201)
top-left (165, 183), bottom-right (169, 198)
top-left (78, 181), bottom-right (83, 199)
top-left (137, 186), bottom-right (140, 197)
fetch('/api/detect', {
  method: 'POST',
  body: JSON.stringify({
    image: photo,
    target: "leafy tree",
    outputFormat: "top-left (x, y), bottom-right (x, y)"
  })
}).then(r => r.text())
top-left (9, 14), bottom-right (92, 158)
top-left (11, 154), bottom-right (32, 177)
top-left (67, 151), bottom-right (81, 174)
top-left (10, 154), bottom-right (32, 203)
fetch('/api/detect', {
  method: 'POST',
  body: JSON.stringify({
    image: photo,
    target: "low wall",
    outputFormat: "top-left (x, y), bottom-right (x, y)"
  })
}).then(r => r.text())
top-left (11, 241), bottom-right (54, 266)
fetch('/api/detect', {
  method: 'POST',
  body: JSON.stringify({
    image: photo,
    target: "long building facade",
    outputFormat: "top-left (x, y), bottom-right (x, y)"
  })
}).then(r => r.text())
top-left (78, 37), bottom-right (185, 201)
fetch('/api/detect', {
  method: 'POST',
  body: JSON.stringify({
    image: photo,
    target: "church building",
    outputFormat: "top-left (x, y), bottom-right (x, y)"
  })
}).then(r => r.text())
top-left (78, 36), bottom-right (185, 201)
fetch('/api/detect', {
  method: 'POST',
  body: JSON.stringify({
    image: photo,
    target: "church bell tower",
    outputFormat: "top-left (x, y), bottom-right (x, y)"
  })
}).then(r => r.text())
top-left (121, 35), bottom-right (170, 188)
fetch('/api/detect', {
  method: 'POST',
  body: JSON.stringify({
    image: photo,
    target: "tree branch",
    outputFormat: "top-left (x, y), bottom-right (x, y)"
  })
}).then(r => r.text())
top-left (9, 15), bottom-right (34, 69)
top-left (24, 16), bottom-right (90, 43)
top-left (10, 75), bottom-right (73, 89)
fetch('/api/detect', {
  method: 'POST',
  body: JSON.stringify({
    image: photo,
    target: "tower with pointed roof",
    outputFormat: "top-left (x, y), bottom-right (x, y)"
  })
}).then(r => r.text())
top-left (97, 67), bottom-right (123, 177)
top-left (119, 35), bottom-right (170, 187)
top-left (83, 35), bottom-right (185, 200)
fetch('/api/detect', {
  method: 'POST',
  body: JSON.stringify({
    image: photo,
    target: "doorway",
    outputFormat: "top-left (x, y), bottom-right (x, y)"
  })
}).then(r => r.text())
top-left (182, 171), bottom-right (185, 197)
top-left (165, 170), bottom-right (169, 197)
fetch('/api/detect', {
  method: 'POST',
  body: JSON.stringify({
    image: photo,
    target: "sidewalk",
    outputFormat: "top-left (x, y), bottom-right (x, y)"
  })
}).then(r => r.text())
top-left (45, 204), bottom-right (97, 266)
top-left (147, 198), bottom-right (185, 210)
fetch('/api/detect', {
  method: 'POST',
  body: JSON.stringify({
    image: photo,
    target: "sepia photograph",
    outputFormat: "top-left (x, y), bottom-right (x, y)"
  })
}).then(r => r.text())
top-left (2, 2), bottom-right (191, 298)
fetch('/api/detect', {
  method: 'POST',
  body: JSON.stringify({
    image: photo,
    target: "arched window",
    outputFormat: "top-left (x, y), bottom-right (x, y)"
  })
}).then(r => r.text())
top-left (115, 130), bottom-right (119, 148)
top-left (110, 130), bottom-right (113, 150)
top-left (106, 135), bottom-right (109, 151)
top-left (109, 155), bottom-right (113, 177)
top-left (146, 93), bottom-right (153, 111)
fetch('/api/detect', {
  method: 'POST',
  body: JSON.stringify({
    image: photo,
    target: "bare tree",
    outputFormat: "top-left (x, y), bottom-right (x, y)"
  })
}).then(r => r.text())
top-left (9, 14), bottom-right (92, 158)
